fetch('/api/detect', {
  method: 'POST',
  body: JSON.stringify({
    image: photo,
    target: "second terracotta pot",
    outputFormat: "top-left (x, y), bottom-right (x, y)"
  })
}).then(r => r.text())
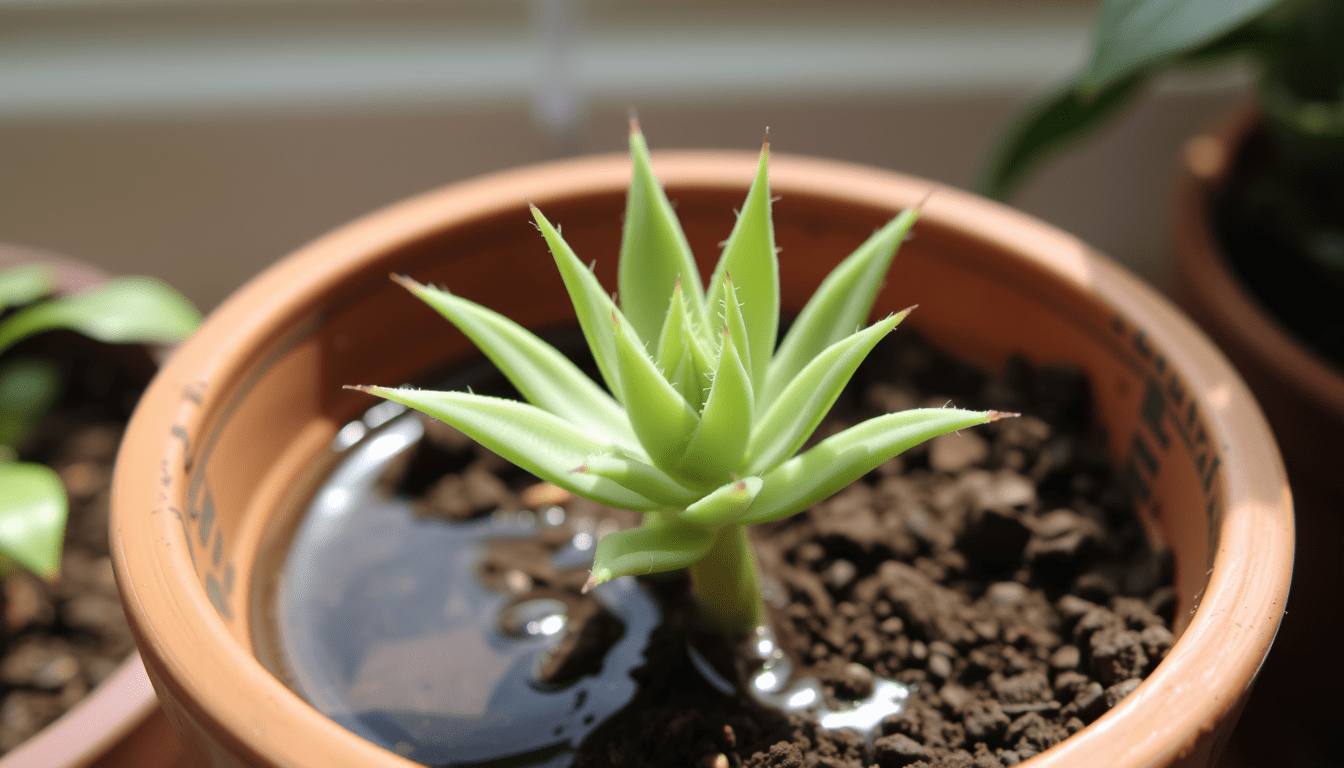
top-left (112, 152), bottom-right (1291, 767)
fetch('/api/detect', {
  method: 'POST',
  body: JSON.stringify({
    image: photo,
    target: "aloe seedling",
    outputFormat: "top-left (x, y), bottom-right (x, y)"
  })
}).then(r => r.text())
top-left (356, 124), bottom-right (1009, 634)
top-left (0, 264), bottom-right (200, 578)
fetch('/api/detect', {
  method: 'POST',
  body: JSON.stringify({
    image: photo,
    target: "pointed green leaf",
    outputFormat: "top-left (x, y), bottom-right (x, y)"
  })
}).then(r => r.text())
top-left (654, 281), bottom-right (701, 407)
top-left (586, 512), bottom-right (715, 589)
top-left (1077, 0), bottom-right (1277, 96)
top-left (682, 314), bottom-right (717, 410)
top-left (532, 205), bottom-right (625, 402)
top-left (977, 75), bottom-right (1147, 200)
top-left (360, 386), bottom-right (657, 511)
top-left (705, 140), bottom-right (777, 391)
top-left (613, 313), bottom-right (701, 472)
top-left (619, 122), bottom-right (706, 344)
top-left (675, 327), bottom-right (753, 485)
top-left (742, 408), bottom-right (1007, 525)
top-left (748, 310), bottom-right (908, 475)
top-left (0, 264), bottom-right (54, 315)
top-left (578, 453), bottom-right (703, 508)
top-left (393, 276), bottom-right (639, 451)
top-left (714, 274), bottom-right (752, 380)
top-left (679, 476), bottom-right (762, 528)
top-left (0, 276), bottom-right (200, 355)
top-left (0, 359), bottom-right (61, 448)
top-left (0, 461), bottom-right (68, 578)
top-left (762, 209), bottom-right (917, 407)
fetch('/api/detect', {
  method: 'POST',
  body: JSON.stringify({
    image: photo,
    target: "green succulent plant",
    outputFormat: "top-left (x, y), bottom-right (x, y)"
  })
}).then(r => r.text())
top-left (0, 263), bottom-right (200, 579)
top-left (356, 124), bottom-right (1009, 634)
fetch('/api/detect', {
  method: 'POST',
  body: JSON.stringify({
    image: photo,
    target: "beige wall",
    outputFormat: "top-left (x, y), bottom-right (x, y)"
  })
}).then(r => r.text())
top-left (0, 1), bottom-right (1245, 311)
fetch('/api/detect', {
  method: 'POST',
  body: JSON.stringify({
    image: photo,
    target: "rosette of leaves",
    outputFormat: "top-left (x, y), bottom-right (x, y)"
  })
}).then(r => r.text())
top-left (0, 264), bottom-right (200, 578)
top-left (357, 124), bottom-right (1008, 633)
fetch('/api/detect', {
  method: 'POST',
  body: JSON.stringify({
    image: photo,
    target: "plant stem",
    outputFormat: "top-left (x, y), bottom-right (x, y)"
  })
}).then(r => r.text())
top-left (688, 523), bottom-right (767, 635)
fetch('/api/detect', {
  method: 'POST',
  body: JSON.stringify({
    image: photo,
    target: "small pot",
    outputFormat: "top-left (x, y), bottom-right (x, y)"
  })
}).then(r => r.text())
top-left (0, 244), bottom-right (185, 768)
top-left (1171, 104), bottom-right (1343, 760)
top-left (112, 152), bottom-right (1291, 768)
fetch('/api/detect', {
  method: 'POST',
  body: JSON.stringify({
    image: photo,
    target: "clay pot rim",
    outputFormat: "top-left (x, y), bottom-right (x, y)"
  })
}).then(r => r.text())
top-left (114, 151), bottom-right (1292, 768)
top-left (1173, 102), bottom-right (1344, 417)
top-left (0, 244), bottom-right (162, 768)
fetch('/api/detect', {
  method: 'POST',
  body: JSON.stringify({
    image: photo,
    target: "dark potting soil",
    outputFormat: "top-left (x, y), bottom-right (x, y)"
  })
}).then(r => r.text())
top-left (0, 334), bottom-right (148, 753)
top-left (1211, 124), bottom-right (1344, 372)
top-left (376, 329), bottom-right (1174, 768)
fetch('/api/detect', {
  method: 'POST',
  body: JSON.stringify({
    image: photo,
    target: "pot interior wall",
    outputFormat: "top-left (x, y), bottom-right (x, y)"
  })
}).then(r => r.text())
top-left (179, 185), bottom-right (1220, 658)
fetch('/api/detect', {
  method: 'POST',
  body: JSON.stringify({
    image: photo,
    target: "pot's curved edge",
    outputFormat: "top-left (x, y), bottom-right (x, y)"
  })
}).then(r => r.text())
top-left (113, 152), bottom-right (1292, 768)
top-left (750, 160), bottom-right (1293, 767)
top-left (1171, 103), bottom-right (1344, 421)
top-left (0, 654), bottom-right (159, 768)
top-left (0, 245), bottom-right (167, 768)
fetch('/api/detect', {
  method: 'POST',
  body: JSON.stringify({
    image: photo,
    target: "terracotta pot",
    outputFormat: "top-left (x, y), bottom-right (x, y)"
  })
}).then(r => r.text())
top-left (1171, 106), bottom-right (1344, 761)
top-left (111, 152), bottom-right (1291, 768)
top-left (0, 244), bottom-right (187, 768)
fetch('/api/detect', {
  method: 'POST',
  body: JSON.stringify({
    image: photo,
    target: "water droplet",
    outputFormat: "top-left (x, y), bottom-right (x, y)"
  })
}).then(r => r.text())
top-left (543, 506), bottom-right (565, 526)
top-left (504, 570), bottom-right (533, 595)
top-left (499, 598), bottom-right (568, 639)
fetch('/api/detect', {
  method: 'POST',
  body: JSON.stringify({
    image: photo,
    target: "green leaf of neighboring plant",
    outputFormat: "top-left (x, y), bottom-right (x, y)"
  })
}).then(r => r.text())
top-left (612, 312), bottom-right (701, 473)
top-left (0, 264), bottom-right (54, 315)
top-left (978, 74), bottom-right (1148, 201)
top-left (748, 310), bottom-right (908, 475)
top-left (392, 276), bottom-right (639, 451)
top-left (585, 512), bottom-right (716, 590)
top-left (577, 453), bottom-right (703, 508)
top-left (763, 209), bottom-right (917, 406)
top-left (620, 120), bottom-right (707, 346)
top-left (0, 276), bottom-right (200, 355)
top-left (704, 140), bottom-right (777, 391)
top-left (1079, 0), bottom-right (1280, 95)
top-left (675, 327), bottom-right (753, 485)
top-left (0, 358), bottom-right (61, 448)
top-left (533, 205), bottom-right (626, 402)
top-left (0, 461), bottom-right (68, 578)
top-left (742, 408), bottom-right (1006, 525)
top-left (680, 476), bottom-right (762, 527)
top-left (357, 386), bottom-right (658, 511)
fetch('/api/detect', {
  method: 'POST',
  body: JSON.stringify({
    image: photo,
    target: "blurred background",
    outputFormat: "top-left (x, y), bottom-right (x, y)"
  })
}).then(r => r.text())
top-left (0, 0), bottom-right (1251, 311)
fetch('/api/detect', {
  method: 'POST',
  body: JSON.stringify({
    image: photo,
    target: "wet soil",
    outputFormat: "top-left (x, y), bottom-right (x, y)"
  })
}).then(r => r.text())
top-left (378, 327), bottom-right (1174, 768)
top-left (0, 334), bottom-right (149, 753)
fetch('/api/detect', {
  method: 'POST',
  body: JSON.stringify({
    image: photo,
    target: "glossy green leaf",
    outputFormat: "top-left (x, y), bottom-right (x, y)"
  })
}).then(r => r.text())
top-left (762, 209), bottom-right (917, 407)
top-left (393, 276), bottom-right (638, 451)
top-left (612, 313), bottom-right (701, 473)
top-left (0, 276), bottom-right (200, 355)
top-left (675, 327), bottom-right (753, 485)
top-left (704, 141), bottom-right (777, 391)
top-left (532, 205), bottom-right (625, 402)
top-left (742, 408), bottom-right (1005, 525)
top-left (0, 461), bottom-right (67, 578)
top-left (748, 310), bottom-right (907, 475)
top-left (0, 359), bottom-right (61, 448)
top-left (578, 453), bottom-right (703, 508)
top-left (977, 74), bottom-right (1147, 201)
top-left (1079, 0), bottom-right (1279, 95)
top-left (585, 512), bottom-right (716, 589)
top-left (0, 265), bottom-right (54, 315)
top-left (620, 121), bottom-right (707, 345)
top-left (358, 386), bottom-right (657, 511)
top-left (679, 477), bottom-right (762, 528)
